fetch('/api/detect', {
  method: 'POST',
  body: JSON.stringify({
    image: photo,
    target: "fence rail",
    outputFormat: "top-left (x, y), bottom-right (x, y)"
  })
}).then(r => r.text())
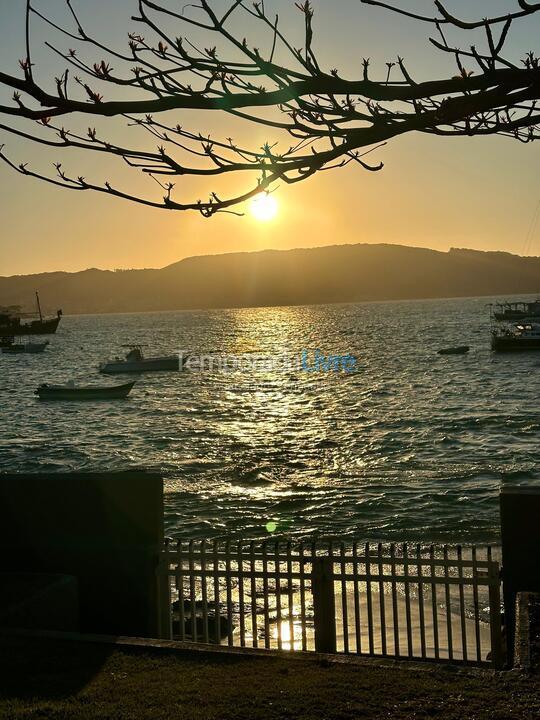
top-left (157, 539), bottom-right (503, 668)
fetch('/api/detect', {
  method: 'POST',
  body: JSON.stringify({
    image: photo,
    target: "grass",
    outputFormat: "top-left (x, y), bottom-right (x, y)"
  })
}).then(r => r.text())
top-left (0, 635), bottom-right (539, 719)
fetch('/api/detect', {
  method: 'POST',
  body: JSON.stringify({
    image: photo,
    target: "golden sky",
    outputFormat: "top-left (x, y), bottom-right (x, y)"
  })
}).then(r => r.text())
top-left (0, 0), bottom-right (539, 275)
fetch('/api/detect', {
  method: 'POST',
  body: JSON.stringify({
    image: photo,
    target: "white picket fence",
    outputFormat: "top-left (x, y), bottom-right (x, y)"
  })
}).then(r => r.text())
top-left (157, 540), bottom-right (503, 668)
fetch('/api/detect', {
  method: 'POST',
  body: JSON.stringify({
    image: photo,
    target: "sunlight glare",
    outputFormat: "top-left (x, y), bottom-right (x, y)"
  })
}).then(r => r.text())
top-left (250, 193), bottom-right (278, 222)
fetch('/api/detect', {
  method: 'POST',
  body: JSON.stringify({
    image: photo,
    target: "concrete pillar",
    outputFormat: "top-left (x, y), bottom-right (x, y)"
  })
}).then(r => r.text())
top-left (500, 486), bottom-right (540, 665)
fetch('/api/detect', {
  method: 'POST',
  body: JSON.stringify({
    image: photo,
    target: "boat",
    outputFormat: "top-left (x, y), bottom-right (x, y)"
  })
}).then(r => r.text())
top-left (99, 345), bottom-right (184, 374)
top-left (2, 339), bottom-right (49, 354)
top-left (490, 299), bottom-right (540, 322)
top-left (491, 323), bottom-right (540, 351)
top-left (35, 380), bottom-right (136, 401)
top-left (0, 292), bottom-right (62, 338)
top-left (437, 346), bottom-right (470, 356)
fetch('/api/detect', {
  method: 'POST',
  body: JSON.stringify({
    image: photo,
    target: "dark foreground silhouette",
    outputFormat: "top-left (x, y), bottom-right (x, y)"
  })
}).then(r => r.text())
top-left (1, 634), bottom-right (539, 720)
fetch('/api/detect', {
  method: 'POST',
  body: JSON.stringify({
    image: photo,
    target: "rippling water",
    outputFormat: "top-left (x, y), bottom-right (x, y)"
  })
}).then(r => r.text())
top-left (0, 296), bottom-right (537, 543)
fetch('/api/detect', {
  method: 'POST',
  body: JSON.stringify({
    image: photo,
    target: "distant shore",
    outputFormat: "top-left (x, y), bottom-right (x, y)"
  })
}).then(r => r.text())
top-left (2, 291), bottom-right (539, 320)
top-left (1, 243), bottom-right (539, 316)
top-left (5, 293), bottom-right (538, 318)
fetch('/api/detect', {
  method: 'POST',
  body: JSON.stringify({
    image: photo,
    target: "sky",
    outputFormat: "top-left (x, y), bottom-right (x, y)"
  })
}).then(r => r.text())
top-left (0, 0), bottom-right (539, 276)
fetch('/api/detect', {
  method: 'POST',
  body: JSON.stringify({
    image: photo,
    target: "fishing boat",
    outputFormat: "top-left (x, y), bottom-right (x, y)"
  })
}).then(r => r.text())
top-left (490, 299), bottom-right (540, 322)
top-left (35, 380), bottom-right (136, 401)
top-left (99, 345), bottom-right (184, 374)
top-left (437, 346), bottom-right (470, 356)
top-left (0, 292), bottom-right (62, 337)
top-left (2, 339), bottom-right (49, 354)
top-left (491, 323), bottom-right (540, 351)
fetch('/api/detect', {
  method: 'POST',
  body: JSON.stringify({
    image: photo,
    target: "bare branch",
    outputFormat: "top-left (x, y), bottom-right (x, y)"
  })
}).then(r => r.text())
top-left (0, 0), bottom-right (538, 216)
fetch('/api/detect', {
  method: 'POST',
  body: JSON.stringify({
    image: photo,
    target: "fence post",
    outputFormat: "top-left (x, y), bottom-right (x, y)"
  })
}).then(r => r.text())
top-left (156, 540), bottom-right (172, 640)
top-left (312, 555), bottom-right (336, 654)
top-left (488, 561), bottom-right (504, 669)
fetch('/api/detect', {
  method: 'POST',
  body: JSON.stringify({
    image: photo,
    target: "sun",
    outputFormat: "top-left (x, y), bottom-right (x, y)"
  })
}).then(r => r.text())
top-left (250, 193), bottom-right (278, 222)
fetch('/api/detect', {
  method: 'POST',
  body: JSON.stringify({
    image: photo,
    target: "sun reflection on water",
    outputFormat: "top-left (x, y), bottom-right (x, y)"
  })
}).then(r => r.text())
top-left (0, 298), bottom-right (523, 543)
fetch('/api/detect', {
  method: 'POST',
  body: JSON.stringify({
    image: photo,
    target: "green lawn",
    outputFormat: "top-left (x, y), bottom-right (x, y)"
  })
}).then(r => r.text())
top-left (0, 635), bottom-right (539, 719)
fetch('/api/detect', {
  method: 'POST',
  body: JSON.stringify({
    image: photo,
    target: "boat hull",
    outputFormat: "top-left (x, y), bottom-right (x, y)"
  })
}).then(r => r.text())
top-left (438, 346), bottom-right (470, 355)
top-left (100, 355), bottom-right (181, 374)
top-left (36, 381), bottom-right (135, 400)
top-left (2, 341), bottom-right (49, 354)
top-left (0, 316), bottom-right (61, 337)
top-left (491, 336), bottom-right (540, 352)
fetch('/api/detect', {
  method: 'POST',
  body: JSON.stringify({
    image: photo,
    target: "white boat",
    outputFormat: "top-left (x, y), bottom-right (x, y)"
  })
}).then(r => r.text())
top-left (99, 346), bottom-right (183, 374)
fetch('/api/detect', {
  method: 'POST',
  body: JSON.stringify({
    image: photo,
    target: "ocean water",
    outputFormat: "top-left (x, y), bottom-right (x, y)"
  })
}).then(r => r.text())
top-left (0, 296), bottom-right (537, 543)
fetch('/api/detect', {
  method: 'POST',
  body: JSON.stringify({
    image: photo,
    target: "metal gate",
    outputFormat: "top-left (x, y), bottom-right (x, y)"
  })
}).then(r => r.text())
top-left (157, 539), bottom-right (503, 667)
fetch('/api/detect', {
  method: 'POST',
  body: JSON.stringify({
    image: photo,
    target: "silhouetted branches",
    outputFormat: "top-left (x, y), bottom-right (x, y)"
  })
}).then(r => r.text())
top-left (0, 0), bottom-right (539, 215)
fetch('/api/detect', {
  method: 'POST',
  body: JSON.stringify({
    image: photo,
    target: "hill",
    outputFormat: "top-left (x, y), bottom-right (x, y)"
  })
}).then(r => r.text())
top-left (1, 243), bottom-right (539, 314)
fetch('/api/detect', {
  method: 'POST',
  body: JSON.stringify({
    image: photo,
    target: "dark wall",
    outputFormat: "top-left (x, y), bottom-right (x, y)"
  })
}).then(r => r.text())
top-left (501, 486), bottom-right (540, 595)
top-left (0, 573), bottom-right (79, 632)
top-left (500, 486), bottom-right (540, 663)
top-left (0, 472), bottom-right (163, 637)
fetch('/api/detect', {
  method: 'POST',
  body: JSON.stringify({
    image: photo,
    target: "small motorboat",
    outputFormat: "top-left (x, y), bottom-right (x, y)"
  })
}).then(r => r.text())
top-left (35, 380), bottom-right (136, 401)
top-left (99, 345), bottom-right (184, 374)
top-left (2, 340), bottom-right (49, 354)
top-left (437, 346), bottom-right (470, 356)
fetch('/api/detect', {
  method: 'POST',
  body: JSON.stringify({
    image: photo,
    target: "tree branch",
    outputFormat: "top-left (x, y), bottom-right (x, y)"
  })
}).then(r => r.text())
top-left (0, 0), bottom-right (537, 216)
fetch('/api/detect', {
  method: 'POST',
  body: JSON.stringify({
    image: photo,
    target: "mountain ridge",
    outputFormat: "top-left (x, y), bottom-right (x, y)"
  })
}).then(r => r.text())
top-left (1, 243), bottom-right (539, 315)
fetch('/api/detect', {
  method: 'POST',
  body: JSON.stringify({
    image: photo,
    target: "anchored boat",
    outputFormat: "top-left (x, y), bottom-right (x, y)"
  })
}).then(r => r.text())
top-left (99, 345), bottom-right (184, 374)
top-left (0, 292), bottom-right (62, 338)
top-left (491, 323), bottom-right (540, 351)
top-left (490, 299), bottom-right (540, 322)
top-left (35, 380), bottom-right (136, 401)
top-left (437, 346), bottom-right (470, 356)
top-left (2, 339), bottom-right (49, 354)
